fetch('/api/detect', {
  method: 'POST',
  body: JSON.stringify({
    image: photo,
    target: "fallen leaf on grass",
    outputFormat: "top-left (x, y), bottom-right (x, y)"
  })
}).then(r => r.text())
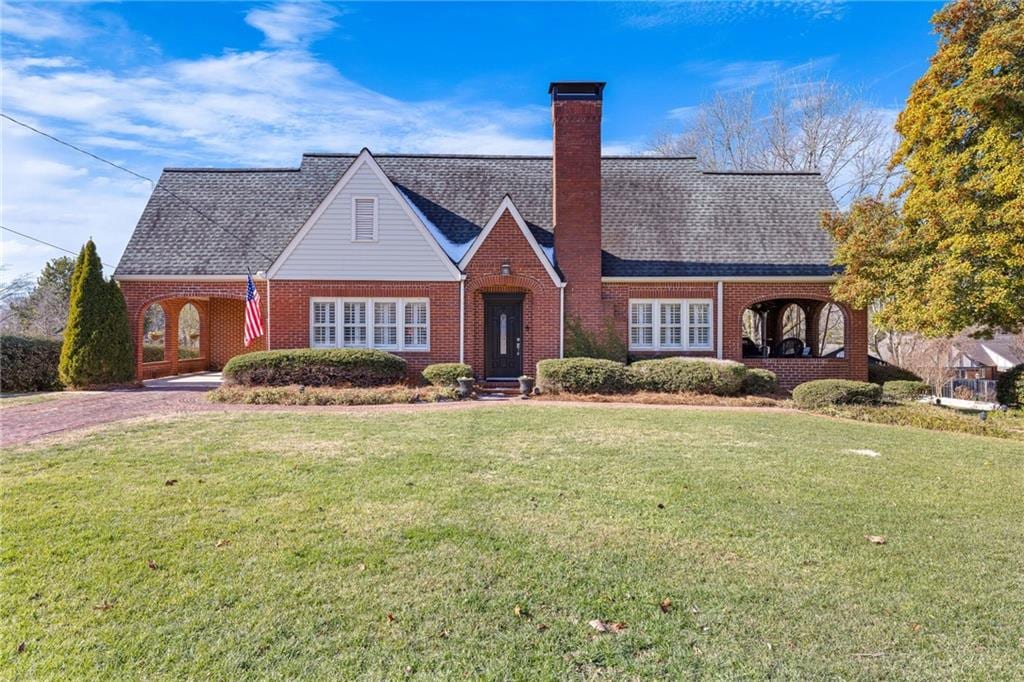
top-left (865, 535), bottom-right (886, 545)
top-left (357, 563), bottom-right (366, 572)
top-left (147, 560), bottom-right (159, 570)
top-left (93, 600), bottom-right (115, 612)
top-left (536, 623), bottom-right (548, 632)
top-left (386, 613), bottom-right (396, 623)
top-left (589, 619), bottom-right (627, 634)
top-left (911, 623), bottom-right (922, 633)
top-left (17, 642), bottom-right (25, 654)
top-left (659, 598), bottom-right (672, 613)
top-left (439, 629), bottom-right (450, 639)
top-left (215, 539), bottom-right (231, 548)
top-left (514, 605), bottom-right (529, 618)
top-left (164, 479), bottom-right (178, 486)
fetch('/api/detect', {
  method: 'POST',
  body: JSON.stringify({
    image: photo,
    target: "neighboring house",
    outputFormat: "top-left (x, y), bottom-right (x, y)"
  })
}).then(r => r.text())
top-left (115, 81), bottom-right (868, 389)
top-left (950, 335), bottom-right (1023, 380)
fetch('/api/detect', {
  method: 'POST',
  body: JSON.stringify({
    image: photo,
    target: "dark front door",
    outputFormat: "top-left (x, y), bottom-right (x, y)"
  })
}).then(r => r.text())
top-left (484, 295), bottom-right (523, 379)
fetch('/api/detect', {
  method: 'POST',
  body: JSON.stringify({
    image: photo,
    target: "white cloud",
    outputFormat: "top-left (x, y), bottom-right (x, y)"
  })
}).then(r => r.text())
top-left (0, 2), bottom-right (560, 278)
top-left (244, 2), bottom-right (340, 47)
top-left (624, 1), bottom-right (846, 29)
top-left (0, 2), bottom-right (88, 41)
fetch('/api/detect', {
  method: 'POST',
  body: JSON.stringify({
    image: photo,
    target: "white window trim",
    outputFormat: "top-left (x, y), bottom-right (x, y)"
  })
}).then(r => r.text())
top-left (351, 196), bottom-right (379, 243)
top-left (309, 297), bottom-right (430, 352)
top-left (628, 298), bottom-right (714, 351)
top-left (310, 299), bottom-right (337, 348)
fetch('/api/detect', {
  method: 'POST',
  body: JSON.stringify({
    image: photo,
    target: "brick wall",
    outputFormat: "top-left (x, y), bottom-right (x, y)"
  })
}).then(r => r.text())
top-left (552, 97), bottom-right (604, 334)
top-left (602, 280), bottom-right (868, 389)
top-left (267, 280), bottom-right (461, 377)
top-left (602, 282), bottom-right (719, 359)
top-left (464, 209), bottom-right (562, 378)
top-left (721, 282), bottom-right (868, 387)
top-left (119, 279), bottom-right (267, 380)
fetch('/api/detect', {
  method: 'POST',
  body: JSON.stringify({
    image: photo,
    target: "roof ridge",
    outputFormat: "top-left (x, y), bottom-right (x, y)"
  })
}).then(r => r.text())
top-left (703, 170), bottom-right (821, 176)
top-left (303, 153), bottom-right (698, 161)
top-left (163, 167), bottom-right (300, 173)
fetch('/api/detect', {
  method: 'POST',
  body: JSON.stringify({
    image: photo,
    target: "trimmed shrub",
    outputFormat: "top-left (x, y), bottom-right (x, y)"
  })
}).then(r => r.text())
top-left (630, 358), bottom-right (747, 396)
top-left (142, 344), bottom-right (165, 363)
top-left (883, 380), bottom-right (932, 402)
top-left (536, 358), bottom-right (633, 394)
top-left (0, 336), bottom-right (63, 392)
top-left (222, 348), bottom-right (406, 387)
top-left (820, 403), bottom-right (1022, 441)
top-left (59, 240), bottom-right (134, 387)
top-left (792, 379), bottom-right (882, 409)
top-left (742, 368), bottom-right (778, 395)
top-left (422, 362), bottom-right (472, 386)
top-left (868, 363), bottom-right (922, 385)
top-left (996, 363), bottom-right (1024, 407)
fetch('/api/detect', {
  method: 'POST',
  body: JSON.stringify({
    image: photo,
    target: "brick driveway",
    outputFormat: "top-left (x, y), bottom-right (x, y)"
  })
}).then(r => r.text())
top-left (1, 374), bottom-right (225, 448)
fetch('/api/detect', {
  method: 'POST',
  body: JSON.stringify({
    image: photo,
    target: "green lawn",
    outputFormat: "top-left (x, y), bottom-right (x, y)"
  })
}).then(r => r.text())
top-left (3, 406), bottom-right (1022, 679)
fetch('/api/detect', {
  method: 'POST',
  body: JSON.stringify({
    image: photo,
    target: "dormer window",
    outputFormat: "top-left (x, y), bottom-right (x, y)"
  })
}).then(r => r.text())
top-left (352, 196), bottom-right (378, 242)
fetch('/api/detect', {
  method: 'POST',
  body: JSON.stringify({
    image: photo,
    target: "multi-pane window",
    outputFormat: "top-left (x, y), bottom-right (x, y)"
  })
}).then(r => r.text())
top-left (688, 302), bottom-right (712, 348)
top-left (311, 301), bottom-right (337, 347)
top-left (373, 301), bottom-right (398, 348)
top-left (629, 299), bottom-right (713, 351)
top-left (404, 301), bottom-right (429, 349)
top-left (311, 298), bottom-right (429, 351)
top-left (630, 302), bottom-right (654, 348)
top-left (659, 303), bottom-right (683, 348)
top-left (342, 301), bottom-right (367, 347)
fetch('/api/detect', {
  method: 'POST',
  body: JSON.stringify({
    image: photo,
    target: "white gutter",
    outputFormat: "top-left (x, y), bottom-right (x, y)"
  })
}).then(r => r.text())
top-left (559, 286), bottom-right (565, 359)
top-left (715, 281), bottom-right (724, 360)
top-left (459, 277), bottom-right (466, 364)
top-left (602, 276), bottom-right (837, 283)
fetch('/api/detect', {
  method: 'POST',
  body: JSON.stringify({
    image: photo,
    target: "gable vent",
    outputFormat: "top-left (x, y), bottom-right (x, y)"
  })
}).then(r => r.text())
top-left (352, 197), bottom-right (378, 242)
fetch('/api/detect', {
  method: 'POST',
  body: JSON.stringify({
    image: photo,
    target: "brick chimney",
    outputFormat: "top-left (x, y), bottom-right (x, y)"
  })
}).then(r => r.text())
top-left (550, 81), bottom-right (605, 334)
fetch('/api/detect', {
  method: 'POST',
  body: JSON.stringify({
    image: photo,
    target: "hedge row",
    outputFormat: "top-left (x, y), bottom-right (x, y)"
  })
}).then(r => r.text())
top-left (222, 348), bottom-right (406, 387)
top-left (882, 380), bottom-right (931, 403)
top-left (868, 363), bottom-right (922, 385)
top-left (1, 336), bottom-right (63, 392)
top-left (536, 357), bottom-right (777, 396)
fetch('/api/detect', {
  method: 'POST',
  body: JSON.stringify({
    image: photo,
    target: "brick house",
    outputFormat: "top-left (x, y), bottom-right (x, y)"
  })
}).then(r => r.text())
top-left (116, 81), bottom-right (867, 389)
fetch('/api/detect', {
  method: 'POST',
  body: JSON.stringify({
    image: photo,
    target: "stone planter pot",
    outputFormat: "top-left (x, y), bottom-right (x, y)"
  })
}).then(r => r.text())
top-left (518, 376), bottom-right (535, 396)
top-left (457, 377), bottom-right (475, 399)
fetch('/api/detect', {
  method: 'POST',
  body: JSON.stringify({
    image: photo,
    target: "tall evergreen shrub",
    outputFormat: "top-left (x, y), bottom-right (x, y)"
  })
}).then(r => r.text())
top-left (58, 240), bottom-right (135, 387)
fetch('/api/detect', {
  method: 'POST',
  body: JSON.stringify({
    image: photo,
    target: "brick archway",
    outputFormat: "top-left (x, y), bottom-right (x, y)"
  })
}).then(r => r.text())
top-left (120, 279), bottom-right (268, 380)
top-left (465, 274), bottom-right (560, 380)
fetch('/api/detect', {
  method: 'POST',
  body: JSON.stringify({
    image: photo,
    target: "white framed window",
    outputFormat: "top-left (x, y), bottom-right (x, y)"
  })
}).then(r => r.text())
top-left (351, 196), bottom-right (378, 242)
top-left (628, 299), bottom-right (714, 351)
top-left (311, 300), bottom-right (337, 347)
top-left (342, 301), bottom-right (367, 347)
top-left (373, 301), bottom-right (398, 348)
top-left (404, 301), bottom-right (429, 350)
top-left (688, 301), bottom-right (712, 349)
top-left (310, 298), bottom-right (429, 351)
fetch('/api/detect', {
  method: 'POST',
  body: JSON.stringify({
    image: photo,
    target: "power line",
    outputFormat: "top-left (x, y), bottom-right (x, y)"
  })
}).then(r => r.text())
top-left (1, 224), bottom-right (116, 269)
top-left (1, 112), bottom-right (276, 264)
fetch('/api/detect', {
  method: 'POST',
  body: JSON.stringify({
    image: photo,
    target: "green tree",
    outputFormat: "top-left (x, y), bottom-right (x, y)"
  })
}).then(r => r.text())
top-left (9, 256), bottom-right (76, 337)
top-left (58, 241), bottom-right (135, 387)
top-left (826, 0), bottom-right (1023, 336)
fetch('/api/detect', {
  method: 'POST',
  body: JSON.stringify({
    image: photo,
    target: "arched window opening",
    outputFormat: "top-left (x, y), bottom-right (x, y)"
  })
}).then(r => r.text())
top-left (815, 302), bottom-right (846, 357)
top-left (178, 303), bottom-right (202, 359)
top-left (778, 304), bottom-right (806, 356)
top-left (142, 304), bottom-right (166, 363)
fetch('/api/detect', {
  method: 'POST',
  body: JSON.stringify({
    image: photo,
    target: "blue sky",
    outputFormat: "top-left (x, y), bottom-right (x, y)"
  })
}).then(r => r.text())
top-left (1, 1), bottom-right (942, 278)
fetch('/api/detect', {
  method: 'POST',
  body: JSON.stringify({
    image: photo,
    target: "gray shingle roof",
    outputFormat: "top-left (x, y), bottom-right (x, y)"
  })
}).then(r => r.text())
top-left (115, 153), bottom-right (839, 278)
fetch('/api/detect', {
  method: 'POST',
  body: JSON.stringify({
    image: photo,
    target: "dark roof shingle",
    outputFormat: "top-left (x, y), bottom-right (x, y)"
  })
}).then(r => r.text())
top-left (115, 154), bottom-right (839, 278)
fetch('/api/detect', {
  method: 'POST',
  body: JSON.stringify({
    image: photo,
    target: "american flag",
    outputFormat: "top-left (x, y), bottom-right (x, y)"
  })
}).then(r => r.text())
top-left (244, 273), bottom-right (264, 347)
